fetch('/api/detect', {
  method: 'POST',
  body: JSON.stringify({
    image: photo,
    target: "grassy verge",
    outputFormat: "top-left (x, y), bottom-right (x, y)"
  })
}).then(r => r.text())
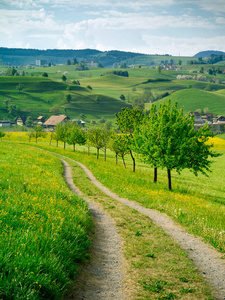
top-left (64, 159), bottom-right (213, 299)
top-left (0, 143), bottom-right (92, 299)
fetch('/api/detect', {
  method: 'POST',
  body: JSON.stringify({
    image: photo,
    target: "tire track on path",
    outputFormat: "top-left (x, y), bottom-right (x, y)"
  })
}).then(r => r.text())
top-left (62, 160), bottom-right (125, 300)
top-left (73, 160), bottom-right (225, 300)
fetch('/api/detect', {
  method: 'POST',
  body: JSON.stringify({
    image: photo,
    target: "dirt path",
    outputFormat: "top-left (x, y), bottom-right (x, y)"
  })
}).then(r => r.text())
top-left (62, 160), bottom-right (125, 300)
top-left (73, 160), bottom-right (225, 300)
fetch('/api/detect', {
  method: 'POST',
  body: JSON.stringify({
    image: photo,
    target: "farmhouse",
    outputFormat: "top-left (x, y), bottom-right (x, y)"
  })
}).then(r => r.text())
top-left (71, 119), bottom-right (86, 127)
top-left (44, 115), bottom-right (68, 130)
top-left (36, 116), bottom-right (45, 125)
top-left (0, 120), bottom-right (11, 127)
top-left (16, 116), bottom-right (28, 126)
top-left (194, 115), bottom-right (225, 134)
top-left (80, 61), bottom-right (98, 68)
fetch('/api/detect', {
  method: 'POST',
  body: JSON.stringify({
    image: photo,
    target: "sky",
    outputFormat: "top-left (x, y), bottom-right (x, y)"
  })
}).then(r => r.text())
top-left (1, 0), bottom-right (225, 57)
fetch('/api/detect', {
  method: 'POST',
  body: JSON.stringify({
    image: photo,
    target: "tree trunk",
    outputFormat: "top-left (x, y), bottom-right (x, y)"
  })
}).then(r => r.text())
top-left (97, 148), bottom-right (99, 159)
top-left (122, 156), bottom-right (126, 168)
top-left (167, 169), bottom-right (172, 190)
top-left (130, 150), bottom-right (135, 172)
top-left (154, 167), bottom-right (157, 183)
top-left (64, 142), bottom-right (66, 149)
top-left (49, 138), bottom-right (52, 146)
top-left (56, 140), bottom-right (58, 147)
top-left (73, 143), bottom-right (75, 151)
top-left (104, 148), bottom-right (106, 161)
top-left (115, 154), bottom-right (118, 164)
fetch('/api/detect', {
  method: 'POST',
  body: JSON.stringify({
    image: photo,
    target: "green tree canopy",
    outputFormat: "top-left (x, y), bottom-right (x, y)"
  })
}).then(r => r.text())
top-left (115, 107), bottom-right (144, 172)
top-left (87, 127), bottom-right (111, 159)
top-left (133, 101), bottom-right (219, 190)
top-left (115, 107), bottom-right (144, 134)
top-left (67, 123), bottom-right (86, 151)
top-left (54, 122), bottom-right (70, 149)
top-left (32, 125), bottom-right (47, 143)
top-left (109, 133), bottom-right (130, 167)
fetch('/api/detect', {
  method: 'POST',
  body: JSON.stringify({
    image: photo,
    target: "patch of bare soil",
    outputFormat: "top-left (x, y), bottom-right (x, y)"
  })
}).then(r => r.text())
top-left (62, 160), bottom-right (125, 300)
top-left (74, 161), bottom-right (225, 300)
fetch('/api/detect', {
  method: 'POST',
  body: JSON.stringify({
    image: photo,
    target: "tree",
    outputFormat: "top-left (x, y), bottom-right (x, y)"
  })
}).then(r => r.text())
top-left (115, 107), bottom-right (144, 172)
top-left (109, 133), bottom-right (129, 167)
top-left (87, 127), bottom-right (110, 160)
top-left (32, 125), bottom-right (46, 143)
top-left (134, 101), bottom-right (219, 190)
top-left (0, 130), bottom-right (5, 140)
top-left (200, 66), bottom-right (204, 74)
top-left (73, 57), bottom-right (78, 65)
top-left (42, 72), bottom-right (48, 77)
top-left (61, 75), bottom-right (67, 81)
top-left (52, 129), bottom-right (61, 147)
top-left (26, 130), bottom-right (33, 143)
top-left (3, 98), bottom-right (10, 108)
top-left (66, 94), bottom-right (72, 103)
top-left (105, 120), bottom-right (112, 130)
top-left (8, 104), bottom-right (17, 115)
top-left (66, 59), bottom-right (72, 65)
top-left (157, 66), bottom-right (162, 74)
top-left (119, 94), bottom-right (126, 101)
top-left (133, 104), bottom-right (158, 183)
top-left (67, 122), bottom-right (86, 151)
top-left (25, 116), bottom-right (33, 127)
top-left (16, 84), bottom-right (25, 92)
top-left (55, 122), bottom-right (70, 149)
top-left (178, 60), bottom-right (182, 66)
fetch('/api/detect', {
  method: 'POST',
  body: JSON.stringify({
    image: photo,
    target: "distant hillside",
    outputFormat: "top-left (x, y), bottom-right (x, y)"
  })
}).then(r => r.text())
top-left (194, 50), bottom-right (225, 58)
top-left (0, 47), bottom-right (190, 67)
top-left (0, 47), bottom-right (145, 67)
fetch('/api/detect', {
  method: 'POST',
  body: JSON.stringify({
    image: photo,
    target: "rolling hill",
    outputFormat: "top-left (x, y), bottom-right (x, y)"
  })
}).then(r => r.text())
top-left (0, 76), bottom-right (131, 122)
top-left (154, 88), bottom-right (225, 115)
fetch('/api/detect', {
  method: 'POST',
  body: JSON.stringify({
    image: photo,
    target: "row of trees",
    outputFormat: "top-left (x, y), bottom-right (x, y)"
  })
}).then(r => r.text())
top-left (24, 102), bottom-right (217, 190)
top-left (115, 103), bottom-right (218, 190)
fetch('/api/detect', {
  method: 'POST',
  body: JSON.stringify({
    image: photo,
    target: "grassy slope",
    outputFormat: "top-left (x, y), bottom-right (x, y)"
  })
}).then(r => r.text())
top-left (1, 63), bottom-right (225, 121)
top-left (0, 76), bottom-right (131, 121)
top-left (0, 142), bottom-right (92, 299)
top-left (153, 88), bottom-right (225, 115)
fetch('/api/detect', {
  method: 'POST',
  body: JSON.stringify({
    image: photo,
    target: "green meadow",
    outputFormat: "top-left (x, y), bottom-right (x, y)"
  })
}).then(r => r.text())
top-left (1, 136), bottom-right (220, 299)
top-left (0, 142), bottom-right (92, 299)
top-left (6, 133), bottom-right (224, 254)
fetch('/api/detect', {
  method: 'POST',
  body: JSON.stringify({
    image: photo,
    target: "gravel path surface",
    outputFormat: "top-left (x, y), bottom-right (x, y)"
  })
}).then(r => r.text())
top-left (74, 160), bottom-right (225, 300)
top-left (62, 160), bottom-right (125, 300)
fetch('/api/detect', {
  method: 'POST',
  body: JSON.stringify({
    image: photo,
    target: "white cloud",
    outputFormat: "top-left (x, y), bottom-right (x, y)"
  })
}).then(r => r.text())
top-left (193, 0), bottom-right (225, 13)
top-left (141, 35), bottom-right (225, 56)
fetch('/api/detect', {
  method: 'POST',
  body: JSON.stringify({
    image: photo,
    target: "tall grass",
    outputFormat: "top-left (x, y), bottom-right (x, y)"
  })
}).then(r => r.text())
top-left (0, 142), bottom-right (92, 299)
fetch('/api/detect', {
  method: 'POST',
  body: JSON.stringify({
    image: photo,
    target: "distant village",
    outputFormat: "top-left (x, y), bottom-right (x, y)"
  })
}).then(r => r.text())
top-left (0, 112), bottom-right (225, 134)
top-left (0, 115), bottom-right (85, 131)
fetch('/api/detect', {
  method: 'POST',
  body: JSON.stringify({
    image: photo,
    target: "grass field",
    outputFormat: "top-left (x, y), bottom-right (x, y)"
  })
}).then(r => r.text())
top-left (0, 142), bottom-right (92, 299)
top-left (6, 133), bottom-right (224, 255)
top-left (0, 137), bottom-right (216, 299)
